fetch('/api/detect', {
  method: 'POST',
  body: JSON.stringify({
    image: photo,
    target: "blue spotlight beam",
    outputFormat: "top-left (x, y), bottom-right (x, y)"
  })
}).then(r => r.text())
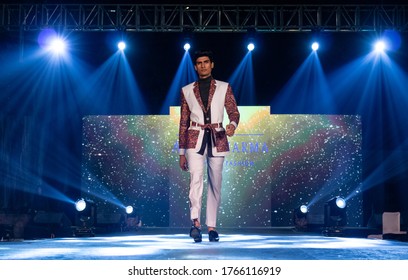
top-left (358, 141), bottom-right (408, 196)
top-left (80, 51), bottom-right (147, 115)
top-left (0, 156), bottom-right (74, 204)
top-left (0, 47), bottom-right (94, 208)
top-left (326, 45), bottom-right (408, 200)
top-left (229, 52), bottom-right (256, 106)
top-left (117, 51), bottom-right (148, 114)
top-left (271, 52), bottom-right (334, 114)
top-left (81, 169), bottom-right (126, 209)
top-left (160, 51), bottom-right (196, 114)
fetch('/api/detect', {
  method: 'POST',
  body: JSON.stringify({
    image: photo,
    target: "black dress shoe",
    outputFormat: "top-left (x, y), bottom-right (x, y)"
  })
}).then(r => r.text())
top-left (189, 226), bottom-right (202, 243)
top-left (208, 230), bottom-right (219, 242)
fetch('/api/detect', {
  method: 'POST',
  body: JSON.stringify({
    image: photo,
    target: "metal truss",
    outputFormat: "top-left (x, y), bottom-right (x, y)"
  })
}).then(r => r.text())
top-left (1, 3), bottom-right (407, 32)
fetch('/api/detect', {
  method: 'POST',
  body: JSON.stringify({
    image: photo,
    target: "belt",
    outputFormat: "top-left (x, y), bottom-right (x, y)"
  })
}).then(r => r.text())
top-left (191, 122), bottom-right (222, 129)
top-left (191, 122), bottom-right (222, 142)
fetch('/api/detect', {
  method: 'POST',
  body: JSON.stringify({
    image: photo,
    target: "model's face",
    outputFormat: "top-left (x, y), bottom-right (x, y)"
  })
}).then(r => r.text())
top-left (194, 56), bottom-right (214, 79)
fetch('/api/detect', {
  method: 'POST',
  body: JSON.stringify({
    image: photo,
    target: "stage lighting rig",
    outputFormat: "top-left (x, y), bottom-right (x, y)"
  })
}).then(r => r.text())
top-left (245, 27), bottom-right (257, 52)
top-left (311, 42), bottom-right (319, 51)
top-left (374, 40), bottom-right (386, 53)
top-left (125, 205), bottom-right (134, 215)
top-left (323, 196), bottom-right (347, 236)
top-left (184, 43), bottom-right (191, 51)
top-left (182, 25), bottom-right (194, 52)
top-left (293, 204), bottom-right (309, 231)
top-left (118, 41), bottom-right (126, 51)
top-left (247, 43), bottom-right (255, 51)
top-left (73, 198), bottom-right (96, 237)
top-left (123, 205), bottom-right (142, 231)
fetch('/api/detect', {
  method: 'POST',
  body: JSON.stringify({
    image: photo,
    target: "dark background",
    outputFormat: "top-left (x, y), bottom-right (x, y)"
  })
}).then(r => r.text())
top-left (1, 1), bottom-right (408, 236)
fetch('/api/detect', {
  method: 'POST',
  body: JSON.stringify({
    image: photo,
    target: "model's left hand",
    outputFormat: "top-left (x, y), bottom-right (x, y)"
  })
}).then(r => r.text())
top-left (226, 124), bottom-right (236, 137)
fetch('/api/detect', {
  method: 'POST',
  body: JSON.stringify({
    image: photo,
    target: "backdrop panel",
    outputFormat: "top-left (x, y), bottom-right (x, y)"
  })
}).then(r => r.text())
top-left (81, 106), bottom-right (363, 227)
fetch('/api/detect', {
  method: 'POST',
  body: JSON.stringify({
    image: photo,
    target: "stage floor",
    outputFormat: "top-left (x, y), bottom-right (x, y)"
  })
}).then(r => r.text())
top-left (1, 227), bottom-right (408, 260)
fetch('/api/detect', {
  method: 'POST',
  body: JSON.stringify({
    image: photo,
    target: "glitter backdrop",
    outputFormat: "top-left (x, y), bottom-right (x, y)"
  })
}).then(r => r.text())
top-left (82, 106), bottom-right (363, 227)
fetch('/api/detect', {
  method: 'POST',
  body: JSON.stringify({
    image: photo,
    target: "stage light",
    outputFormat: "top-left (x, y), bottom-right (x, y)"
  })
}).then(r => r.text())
top-left (335, 197), bottom-right (346, 209)
top-left (182, 25), bottom-right (193, 51)
top-left (118, 41), bottom-right (126, 51)
top-left (184, 43), bottom-right (191, 51)
top-left (311, 42), bottom-right (319, 51)
top-left (75, 198), bottom-right (87, 212)
top-left (73, 198), bottom-right (96, 237)
top-left (123, 205), bottom-right (142, 231)
top-left (293, 204), bottom-right (309, 231)
top-left (38, 29), bottom-right (68, 57)
top-left (323, 196), bottom-right (347, 236)
top-left (74, 198), bottom-right (95, 215)
top-left (374, 40), bottom-right (386, 53)
top-left (300, 204), bottom-right (308, 214)
top-left (247, 43), bottom-right (255, 51)
top-left (49, 38), bottom-right (67, 54)
top-left (125, 205), bottom-right (134, 214)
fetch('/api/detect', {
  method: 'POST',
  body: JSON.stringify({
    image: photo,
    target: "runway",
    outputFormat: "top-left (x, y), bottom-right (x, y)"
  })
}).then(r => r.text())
top-left (1, 227), bottom-right (408, 260)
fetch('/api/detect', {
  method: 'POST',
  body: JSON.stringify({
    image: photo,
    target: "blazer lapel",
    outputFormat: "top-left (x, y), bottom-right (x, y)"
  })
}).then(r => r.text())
top-left (193, 81), bottom-right (206, 113)
top-left (206, 79), bottom-right (216, 113)
top-left (193, 79), bottom-right (216, 114)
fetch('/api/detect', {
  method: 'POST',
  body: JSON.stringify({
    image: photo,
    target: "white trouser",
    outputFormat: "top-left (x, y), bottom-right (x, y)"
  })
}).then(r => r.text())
top-left (186, 148), bottom-right (224, 228)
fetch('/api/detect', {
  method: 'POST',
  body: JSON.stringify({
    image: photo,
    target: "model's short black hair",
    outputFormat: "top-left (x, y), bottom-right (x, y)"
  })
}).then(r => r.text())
top-left (193, 50), bottom-right (214, 63)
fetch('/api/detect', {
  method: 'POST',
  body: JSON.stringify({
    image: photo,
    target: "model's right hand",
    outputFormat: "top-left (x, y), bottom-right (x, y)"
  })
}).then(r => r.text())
top-left (179, 155), bottom-right (188, 171)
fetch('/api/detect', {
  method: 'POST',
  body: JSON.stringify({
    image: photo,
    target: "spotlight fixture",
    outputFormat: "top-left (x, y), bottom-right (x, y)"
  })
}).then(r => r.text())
top-left (118, 41), bottom-right (126, 51)
top-left (335, 197), bottom-right (346, 209)
top-left (293, 204), bottom-right (308, 231)
top-left (311, 42), bottom-right (319, 51)
top-left (182, 25), bottom-right (194, 51)
top-left (184, 43), bottom-right (191, 51)
top-left (48, 37), bottom-right (67, 54)
top-left (123, 205), bottom-right (142, 231)
top-left (323, 196), bottom-right (347, 236)
top-left (374, 40), bottom-right (386, 53)
top-left (75, 198), bottom-right (87, 212)
top-left (125, 205), bottom-right (134, 215)
top-left (245, 26), bottom-right (257, 52)
top-left (73, 198), bottom-right (96, 237)
top-left (299, 204), bottom-right (308, 214)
